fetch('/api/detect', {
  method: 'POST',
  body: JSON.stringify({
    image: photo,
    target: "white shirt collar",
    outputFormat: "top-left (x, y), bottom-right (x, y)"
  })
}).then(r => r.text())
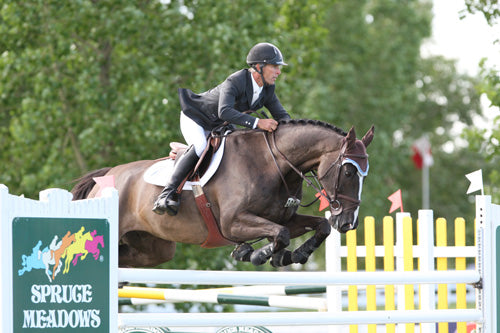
top-left (250, 72), bottom-right (263, 105)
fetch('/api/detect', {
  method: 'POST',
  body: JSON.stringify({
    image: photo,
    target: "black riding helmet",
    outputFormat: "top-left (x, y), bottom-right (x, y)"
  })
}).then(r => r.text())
top-left (246, 43), bottom-right (287, 86)
top-left (246, 43), bottom-right (288, 68)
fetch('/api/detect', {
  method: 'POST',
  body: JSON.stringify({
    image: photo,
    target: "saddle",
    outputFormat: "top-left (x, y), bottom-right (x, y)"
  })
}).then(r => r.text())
top-left (169, 132), bottom-right (224, 189)
top-left (169, 129), bottom-right (236, 248)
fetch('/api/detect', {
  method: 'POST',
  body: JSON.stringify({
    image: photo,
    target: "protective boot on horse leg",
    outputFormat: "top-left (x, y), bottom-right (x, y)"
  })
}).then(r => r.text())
top-left (152, 145), bottom-right (199, 216)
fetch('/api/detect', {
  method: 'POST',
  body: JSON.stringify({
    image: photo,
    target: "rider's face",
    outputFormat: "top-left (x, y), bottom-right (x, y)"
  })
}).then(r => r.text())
top-left (259, 64), bottom-right (281, 86)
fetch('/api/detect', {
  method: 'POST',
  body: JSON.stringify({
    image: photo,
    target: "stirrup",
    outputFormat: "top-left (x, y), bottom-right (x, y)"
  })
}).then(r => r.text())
top-left (152, 192), bottom-right (180, 216)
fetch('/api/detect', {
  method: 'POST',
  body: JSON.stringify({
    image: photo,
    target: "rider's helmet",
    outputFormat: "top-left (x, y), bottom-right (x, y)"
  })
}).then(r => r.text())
top-left (246, 43), bottom-right (288, 67)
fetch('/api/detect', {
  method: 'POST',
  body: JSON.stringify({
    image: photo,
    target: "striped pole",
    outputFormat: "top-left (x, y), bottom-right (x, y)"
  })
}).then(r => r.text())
top-left (118, 286), bottom-right (327, 311)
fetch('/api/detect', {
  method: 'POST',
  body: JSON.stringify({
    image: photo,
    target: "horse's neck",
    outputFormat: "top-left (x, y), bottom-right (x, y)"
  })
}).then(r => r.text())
top-left (275, 126), bottom-right (343, 171)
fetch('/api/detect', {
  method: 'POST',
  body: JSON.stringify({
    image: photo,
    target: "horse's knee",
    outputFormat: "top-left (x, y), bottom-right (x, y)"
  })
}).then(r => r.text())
top-left (318, 219), bottom-right (331, 237)
top-left (274, 227), bottom-right (290, 252)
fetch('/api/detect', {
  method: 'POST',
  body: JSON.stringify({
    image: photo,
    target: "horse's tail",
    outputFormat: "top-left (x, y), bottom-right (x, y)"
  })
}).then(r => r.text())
top-left (71, 167), bottom-right (112, 200)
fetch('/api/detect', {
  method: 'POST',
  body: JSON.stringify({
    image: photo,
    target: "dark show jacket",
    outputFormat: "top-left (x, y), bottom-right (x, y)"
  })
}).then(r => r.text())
top-left (178, 68), bottom-right (290, 130)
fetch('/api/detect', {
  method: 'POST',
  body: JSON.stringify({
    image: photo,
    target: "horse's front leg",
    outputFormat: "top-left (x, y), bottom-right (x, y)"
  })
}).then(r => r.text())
top-left (271, 215), bottom-right (331, 267)
top-left (225, 212), bottom-right (290, 266)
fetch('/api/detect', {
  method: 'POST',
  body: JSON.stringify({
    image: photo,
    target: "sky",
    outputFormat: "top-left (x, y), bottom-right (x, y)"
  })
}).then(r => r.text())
top-left (423, 0), bottom-right (499, 75)
top-left (421, 0), bottom-right (500, 124)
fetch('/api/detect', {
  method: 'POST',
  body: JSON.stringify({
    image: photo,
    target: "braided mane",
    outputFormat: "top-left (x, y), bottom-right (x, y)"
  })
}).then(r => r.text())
top-left (278, 118), bottom-right (347, 136)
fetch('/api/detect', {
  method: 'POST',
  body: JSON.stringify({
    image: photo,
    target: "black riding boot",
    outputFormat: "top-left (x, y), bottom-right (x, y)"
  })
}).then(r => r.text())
top-left (152, 145), bottom-right (199, 216)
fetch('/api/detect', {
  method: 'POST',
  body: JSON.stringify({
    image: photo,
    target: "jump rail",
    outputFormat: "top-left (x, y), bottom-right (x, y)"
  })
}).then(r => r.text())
top-left (1, 184), bottom-right (498, 333)
top-left (118, 268), bottom-right (480, 286)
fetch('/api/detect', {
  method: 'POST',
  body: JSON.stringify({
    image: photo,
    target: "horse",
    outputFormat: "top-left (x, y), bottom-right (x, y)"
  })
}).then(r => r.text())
top-left (72, 230), bottom-right (105, 265)
top-left (40, 235), bottom-right (62, 282)
top-left (61, 227), bottom-right (94, 274)
top-left (71, 119), bottom-right (374, 268)
top-left (51, 231), bottom-right (75, 280)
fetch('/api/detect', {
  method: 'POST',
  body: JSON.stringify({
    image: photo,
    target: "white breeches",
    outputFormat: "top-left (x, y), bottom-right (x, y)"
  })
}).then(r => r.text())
top-left (180, 111), bottom-right (209, 157)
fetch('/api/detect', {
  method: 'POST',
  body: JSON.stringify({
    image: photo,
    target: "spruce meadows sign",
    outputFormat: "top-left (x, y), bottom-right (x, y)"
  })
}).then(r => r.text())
top-left (14, 217), bottom-right (111, 331)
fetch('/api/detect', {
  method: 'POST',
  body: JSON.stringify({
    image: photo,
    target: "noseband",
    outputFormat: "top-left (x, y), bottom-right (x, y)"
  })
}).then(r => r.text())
top-left (263, 132), bottom-right (368, 215)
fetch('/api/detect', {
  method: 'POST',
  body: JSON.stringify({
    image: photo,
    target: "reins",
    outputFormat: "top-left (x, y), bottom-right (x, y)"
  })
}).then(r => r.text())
top-left (263, 131), bottom-right (332, 208)
top-left (263, 129), bottom-right (367, 215)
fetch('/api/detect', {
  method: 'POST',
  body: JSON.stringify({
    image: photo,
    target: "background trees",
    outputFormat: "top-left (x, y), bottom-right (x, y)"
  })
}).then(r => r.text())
top-left (462, 0), bottom-right (500, 202)
top-left (0, 0), bottom-right (492, 272)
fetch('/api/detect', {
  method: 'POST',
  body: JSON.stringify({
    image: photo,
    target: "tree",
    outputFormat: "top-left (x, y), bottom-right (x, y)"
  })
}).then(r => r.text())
top-left (0, 0), bottom-right (486, 278)
top-left (461, 0), bottom-right (500, 202)
top-left (301, 0), bottom-right (479, 218)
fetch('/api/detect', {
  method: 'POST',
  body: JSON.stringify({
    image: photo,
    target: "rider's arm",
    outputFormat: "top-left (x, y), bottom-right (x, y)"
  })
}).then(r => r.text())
top-left (218, 75), bottom-right (259, 129)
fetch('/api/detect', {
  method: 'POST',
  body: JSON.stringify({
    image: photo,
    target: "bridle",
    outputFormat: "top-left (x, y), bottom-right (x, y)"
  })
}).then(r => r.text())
top-left (317, 143), bottom-right (368, 215)
top-left (263, 131), bottom-right (368, 215)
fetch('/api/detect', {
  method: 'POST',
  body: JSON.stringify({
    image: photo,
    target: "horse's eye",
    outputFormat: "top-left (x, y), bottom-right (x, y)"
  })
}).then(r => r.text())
top-left (345, 170), bottom-right (353, 177)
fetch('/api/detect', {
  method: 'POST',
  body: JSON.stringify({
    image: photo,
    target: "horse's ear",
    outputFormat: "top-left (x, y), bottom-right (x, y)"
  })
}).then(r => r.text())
top-left (346, 126), bottom-right (356, 141)
top-left (362, 125), bottom-right (375, 148)
top-left (345, 126), bottom-right (357, 149)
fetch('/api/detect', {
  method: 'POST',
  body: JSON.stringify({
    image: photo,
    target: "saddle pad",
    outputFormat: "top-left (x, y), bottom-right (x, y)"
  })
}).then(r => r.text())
top-left (143, 137), bottom-right (226, 190)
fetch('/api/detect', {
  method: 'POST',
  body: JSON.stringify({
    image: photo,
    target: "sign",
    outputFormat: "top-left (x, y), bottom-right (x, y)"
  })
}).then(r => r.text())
top-left (13, 217), bottom-right (110, 332)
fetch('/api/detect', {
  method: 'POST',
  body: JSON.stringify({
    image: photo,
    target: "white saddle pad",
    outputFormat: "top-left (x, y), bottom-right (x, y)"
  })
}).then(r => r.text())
top-left (143, 137), bottom-right (226, 190)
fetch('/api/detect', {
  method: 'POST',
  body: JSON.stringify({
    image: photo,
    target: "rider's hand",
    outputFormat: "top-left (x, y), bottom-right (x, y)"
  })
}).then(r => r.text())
top-left (257, 118), bottom-right (278, 132)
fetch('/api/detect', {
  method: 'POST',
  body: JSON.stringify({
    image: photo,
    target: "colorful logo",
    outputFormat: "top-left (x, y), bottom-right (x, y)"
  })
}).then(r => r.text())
top-left (17, 226), bottom-right (105, 283)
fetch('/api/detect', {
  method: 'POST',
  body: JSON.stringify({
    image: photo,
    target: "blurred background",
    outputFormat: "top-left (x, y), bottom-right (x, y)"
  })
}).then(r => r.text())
top-left (1, 0), bottom-right (499, 278)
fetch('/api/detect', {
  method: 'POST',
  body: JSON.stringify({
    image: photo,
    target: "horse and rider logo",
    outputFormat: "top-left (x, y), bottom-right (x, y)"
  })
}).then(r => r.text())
top-left (17, 225), bottom-right (105, 282)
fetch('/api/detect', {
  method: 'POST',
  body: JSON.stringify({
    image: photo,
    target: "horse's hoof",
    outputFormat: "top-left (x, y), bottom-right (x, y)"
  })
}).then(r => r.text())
top-left (231, 243), bottom-right (254, 261)
top-left (250, 244), bottom-right (273, 266)
top-left (271, 249), bottom-right (293, 267)
top-left (291, 250), bottom-right (309, 264)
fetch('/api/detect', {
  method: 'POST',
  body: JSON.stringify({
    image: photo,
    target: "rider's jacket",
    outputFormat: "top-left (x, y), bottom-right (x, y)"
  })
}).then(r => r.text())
top-left (178, 68), bottom-right (290, 130)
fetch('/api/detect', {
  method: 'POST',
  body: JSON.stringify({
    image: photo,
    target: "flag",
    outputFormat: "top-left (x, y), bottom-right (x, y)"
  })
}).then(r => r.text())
top-left (316, 189), bottom-right (330, 211)
top-left (465, 169), bottom-right (483, 195)
top-left (387, 189), bottom-right (403, 213)
top-left (412, 136), bottom-right (433, 169)
top-left (93, 175), bottom-right (115, 197)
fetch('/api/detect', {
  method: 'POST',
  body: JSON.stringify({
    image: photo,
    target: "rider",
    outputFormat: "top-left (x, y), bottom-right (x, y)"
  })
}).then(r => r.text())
top-left (152, 42), bottom-right (292, 216)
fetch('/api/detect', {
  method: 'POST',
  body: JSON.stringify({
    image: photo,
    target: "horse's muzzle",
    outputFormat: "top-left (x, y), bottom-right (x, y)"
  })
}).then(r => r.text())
top-left (328, 214), bottom-right (358, 233)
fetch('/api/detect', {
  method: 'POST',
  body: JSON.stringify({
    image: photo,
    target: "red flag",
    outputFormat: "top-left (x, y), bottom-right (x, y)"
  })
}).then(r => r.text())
top-left (93, 175), bottom-right (115, 197)
top-left (315, 189), bottom-right (330, 211)
top-left (411, 136), bottom-right (433, 169)
top-left (387, 189), bottom-right (403, 213)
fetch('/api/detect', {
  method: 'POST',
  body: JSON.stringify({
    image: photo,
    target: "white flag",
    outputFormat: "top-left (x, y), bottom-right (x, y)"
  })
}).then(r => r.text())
top-left (465, 169), bottom-right (483, 195)
top-left (412, 136), bottom-right (434, 169)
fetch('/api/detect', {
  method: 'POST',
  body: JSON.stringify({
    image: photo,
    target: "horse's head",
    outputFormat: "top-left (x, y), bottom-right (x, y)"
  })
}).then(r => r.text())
top-left (318, 125), bottom-right (374, 233)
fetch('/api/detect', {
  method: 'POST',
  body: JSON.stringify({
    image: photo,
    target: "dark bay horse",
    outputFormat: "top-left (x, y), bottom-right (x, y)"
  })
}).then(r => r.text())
top-left (71, 119), bottom-right (374, 268)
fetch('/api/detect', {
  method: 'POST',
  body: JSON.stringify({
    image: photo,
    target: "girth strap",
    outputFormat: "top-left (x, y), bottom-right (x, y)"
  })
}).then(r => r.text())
top-left (192, 184), bottom-right (236, 248)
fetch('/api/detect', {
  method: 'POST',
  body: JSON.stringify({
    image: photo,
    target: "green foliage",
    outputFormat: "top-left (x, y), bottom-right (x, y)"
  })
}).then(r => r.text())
top-left (463, 0), bottom-right (500, 24)
top-left (461, 0), bottom-right (500, 202)
top-left (0, 0), bottom-right (492, 301)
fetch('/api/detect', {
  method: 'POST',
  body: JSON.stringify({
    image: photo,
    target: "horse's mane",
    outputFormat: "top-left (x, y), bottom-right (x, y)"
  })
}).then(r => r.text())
top-left (230, 118), bottom-right (347, 137)
top-left (277, 118), bottom-right (347, 136)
